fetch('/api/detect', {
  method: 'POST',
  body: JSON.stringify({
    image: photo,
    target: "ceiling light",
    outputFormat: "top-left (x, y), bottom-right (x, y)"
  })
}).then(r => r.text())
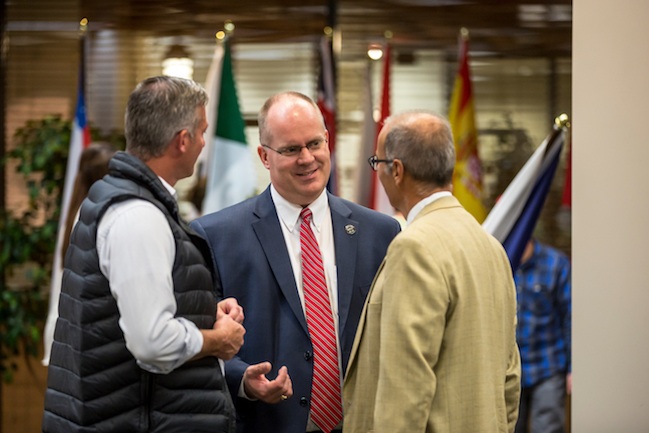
top-left (162, 44), bottom-right (193, 80)
top-left (368, 44), bottom-right (383, 60)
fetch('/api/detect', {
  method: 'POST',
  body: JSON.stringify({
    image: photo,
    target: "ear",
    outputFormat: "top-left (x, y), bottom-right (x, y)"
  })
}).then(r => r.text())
top-left (257, 145), bottom-right (271, 169)
top-left (176, 129), bottom-right (191, 155)
top-left (164, 129), bottom-right (189, 159)
top-left (392, 159), bottom-right (405, 186)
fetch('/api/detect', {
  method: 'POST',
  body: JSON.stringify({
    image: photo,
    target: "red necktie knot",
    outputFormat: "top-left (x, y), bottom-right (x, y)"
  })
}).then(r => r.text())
top-left (301, 207), bottom-right (313, 224)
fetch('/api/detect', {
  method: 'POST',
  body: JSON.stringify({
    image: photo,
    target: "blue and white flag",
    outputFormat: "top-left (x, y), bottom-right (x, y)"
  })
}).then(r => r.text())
top-left (482, 122), bottom-right (566, 271)
top-left (44, 46), bottom-right (91, 365)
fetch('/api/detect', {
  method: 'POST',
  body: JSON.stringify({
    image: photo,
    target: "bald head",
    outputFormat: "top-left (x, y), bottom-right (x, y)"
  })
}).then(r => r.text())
top-left (382, 111), bottom-right (456, 188)
top-left (258, 92), bottom-right (326, 146)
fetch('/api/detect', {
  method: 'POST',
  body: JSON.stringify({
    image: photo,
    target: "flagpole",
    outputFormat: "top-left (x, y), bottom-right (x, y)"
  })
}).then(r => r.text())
top-left (0, 1), bottom-right (6, 427)
top-left (43, 18), bottom-right (90, 367)
top-left (79, 19), bottom-right (87, 104)
top-left (546, 113), bottom-right (570, 156)
top-left (368, 41), bottom-right (394, 215)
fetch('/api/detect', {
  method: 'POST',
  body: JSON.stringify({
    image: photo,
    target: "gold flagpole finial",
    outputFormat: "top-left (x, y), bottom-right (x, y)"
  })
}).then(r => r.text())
top-left (460, 27), bottom-right (469, 40)
top-left (79, 18), bottom-right (88, 35)
top-left (554, 113), bottom-right (570, 129)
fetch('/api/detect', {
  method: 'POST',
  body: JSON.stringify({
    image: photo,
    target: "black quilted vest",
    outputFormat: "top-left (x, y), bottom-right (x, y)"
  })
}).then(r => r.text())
top-left (42, 152), bottom-right (235, 433)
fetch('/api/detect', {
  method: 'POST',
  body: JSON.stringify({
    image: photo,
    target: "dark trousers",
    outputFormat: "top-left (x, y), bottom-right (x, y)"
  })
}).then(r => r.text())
top-left (515, 374), bottom-right (566, 433)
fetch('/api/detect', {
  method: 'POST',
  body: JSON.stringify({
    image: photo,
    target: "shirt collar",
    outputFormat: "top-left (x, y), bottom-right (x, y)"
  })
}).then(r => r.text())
top-left (406, 191), bottom-right (453, 225)
top-left (270, 185), bottom-right (329, 233)
top-left (158, 176), bottom-right (178, 201)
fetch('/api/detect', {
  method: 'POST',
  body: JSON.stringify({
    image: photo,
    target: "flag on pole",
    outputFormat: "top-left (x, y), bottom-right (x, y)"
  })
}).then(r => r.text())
top-left (201, 37), bottom-right (256, 215)
top-left (448, 29), bottom-right (487, 223)
top-left (354, 61), bottom-right (376, 208)
top-left (45, 36), bottom-right (91, 365)
top-left (482, 117), bottom-right (568, 271)
top-left (369, 43), bottom-right (394, 215)
top-left (317, 35), bottom-right (338, 196)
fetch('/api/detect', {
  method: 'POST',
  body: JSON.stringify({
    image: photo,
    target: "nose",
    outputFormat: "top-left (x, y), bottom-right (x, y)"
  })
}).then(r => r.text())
top-left (296, 146), bottom-right (315, 164)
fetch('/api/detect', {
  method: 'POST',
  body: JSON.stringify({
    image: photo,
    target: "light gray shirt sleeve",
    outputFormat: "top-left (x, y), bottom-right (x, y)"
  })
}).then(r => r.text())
top-left (96, 198), bottom-right (204, 374)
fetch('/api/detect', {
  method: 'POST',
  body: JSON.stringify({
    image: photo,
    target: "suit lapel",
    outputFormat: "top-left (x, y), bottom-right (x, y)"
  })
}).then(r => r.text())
top-left (329, 194), bottom-right (359, 339)
top-left (252, 188), bottom-right (309, 335)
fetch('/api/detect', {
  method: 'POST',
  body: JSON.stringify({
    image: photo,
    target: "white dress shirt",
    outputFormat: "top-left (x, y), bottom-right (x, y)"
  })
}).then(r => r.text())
top-left (271, 186), bottom-right (339, 321)
top-left (96, 177), bottom-right (203, 374)
top-left (406, 190), bottom-right (453, 225)
top-left (271, 186), bottom-right (342, 431)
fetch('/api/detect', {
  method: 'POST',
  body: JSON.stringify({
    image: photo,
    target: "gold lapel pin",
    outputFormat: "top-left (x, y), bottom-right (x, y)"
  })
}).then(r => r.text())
top-left (345, 224), bottom-right (356, 235)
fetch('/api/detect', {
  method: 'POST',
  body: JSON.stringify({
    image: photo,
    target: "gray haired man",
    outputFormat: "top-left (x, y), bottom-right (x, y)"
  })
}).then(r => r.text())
top-left (43, 76), bottom-right (244, 433)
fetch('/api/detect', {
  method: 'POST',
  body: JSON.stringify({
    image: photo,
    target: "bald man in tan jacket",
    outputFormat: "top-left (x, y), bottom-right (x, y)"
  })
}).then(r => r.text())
top-left (343, 111), bottom-right (520, 433)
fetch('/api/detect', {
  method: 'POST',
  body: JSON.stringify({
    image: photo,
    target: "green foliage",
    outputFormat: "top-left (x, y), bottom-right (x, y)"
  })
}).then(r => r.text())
top-left (0, 115), bottom-right (70, 383)
top-left (0, 115), bottom-right (124, 383)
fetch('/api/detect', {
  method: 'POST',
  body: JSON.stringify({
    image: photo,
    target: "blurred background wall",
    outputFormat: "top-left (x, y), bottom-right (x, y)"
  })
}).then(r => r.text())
top-left (573, 0), bottom-right (649, 431)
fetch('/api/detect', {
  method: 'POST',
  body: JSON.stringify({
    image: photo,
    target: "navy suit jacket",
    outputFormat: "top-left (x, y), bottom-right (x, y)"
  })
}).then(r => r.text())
top-left (191, 187), bottom-right (400, 433)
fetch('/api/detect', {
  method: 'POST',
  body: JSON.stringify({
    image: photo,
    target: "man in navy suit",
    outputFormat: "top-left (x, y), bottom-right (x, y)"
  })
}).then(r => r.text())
top-left (191, 92), bottom-right (400, 433)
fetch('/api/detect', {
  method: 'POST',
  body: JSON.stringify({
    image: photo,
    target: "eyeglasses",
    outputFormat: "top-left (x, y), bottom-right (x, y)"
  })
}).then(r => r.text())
top-left (367, 155), bottom-right (394, 171)
top-left (262, 139), bottom-right (327, 157)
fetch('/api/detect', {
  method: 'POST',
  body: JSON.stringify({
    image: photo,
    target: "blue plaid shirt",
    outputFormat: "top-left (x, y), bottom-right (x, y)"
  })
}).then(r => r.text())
top-left (514, 240), bottom-right (571, 388)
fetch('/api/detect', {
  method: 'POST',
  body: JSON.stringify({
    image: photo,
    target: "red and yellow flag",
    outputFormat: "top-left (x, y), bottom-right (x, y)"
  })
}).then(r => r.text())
top-left (448, 29), bottom-right (486, 223)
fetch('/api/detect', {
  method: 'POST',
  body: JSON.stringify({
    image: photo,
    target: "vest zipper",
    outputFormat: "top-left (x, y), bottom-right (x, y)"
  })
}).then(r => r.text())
top-left (143, 371), bottom-right (153, 431)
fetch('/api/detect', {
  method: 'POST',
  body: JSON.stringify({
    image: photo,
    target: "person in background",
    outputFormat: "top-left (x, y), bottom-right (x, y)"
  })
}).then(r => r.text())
top-left (42, 141), bottom-right (116, 366)
top-left (514, 238), bottom-right (571, 433)
top-left (343, 110), bottom-right (521, 433)
top-left (43, 76), bottom-right (244, 433)
top-left (192, 91), bottom-right (401, 433)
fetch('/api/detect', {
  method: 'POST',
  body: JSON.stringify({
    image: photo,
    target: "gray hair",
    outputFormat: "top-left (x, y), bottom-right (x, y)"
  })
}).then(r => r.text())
top-left (257, 91), bottom-right (325, 145)
top-left (383, 111), bottom-right (456, 188)
top-left (125, 76), bottom-right (208, 161)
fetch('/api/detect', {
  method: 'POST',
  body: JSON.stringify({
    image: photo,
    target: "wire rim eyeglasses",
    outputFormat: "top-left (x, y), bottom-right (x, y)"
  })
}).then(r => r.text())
top-left (261, 139), bottom-right (327, 157)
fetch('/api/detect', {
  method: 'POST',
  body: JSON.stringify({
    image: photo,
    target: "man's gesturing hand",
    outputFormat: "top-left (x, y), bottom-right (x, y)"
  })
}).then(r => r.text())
top-left (243, 362), bottom-right (293, 404)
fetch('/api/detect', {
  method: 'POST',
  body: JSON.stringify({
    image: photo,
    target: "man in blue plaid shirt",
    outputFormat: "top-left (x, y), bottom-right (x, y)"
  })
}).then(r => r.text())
top-left (514, 238), bottom-right (571, 433)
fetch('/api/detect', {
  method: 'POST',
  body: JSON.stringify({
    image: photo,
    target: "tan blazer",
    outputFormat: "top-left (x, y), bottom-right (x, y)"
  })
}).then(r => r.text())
top-left (343, 196), bottom-right (521, 433)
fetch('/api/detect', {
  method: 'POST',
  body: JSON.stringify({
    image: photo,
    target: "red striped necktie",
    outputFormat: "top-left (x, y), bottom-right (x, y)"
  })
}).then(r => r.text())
top-left (300, 207), bottom-right (343, 433)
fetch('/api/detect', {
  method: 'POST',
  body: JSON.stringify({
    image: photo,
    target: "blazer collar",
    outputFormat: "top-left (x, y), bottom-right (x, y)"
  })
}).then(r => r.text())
top-left (412, 195), bottom-right (463, 223)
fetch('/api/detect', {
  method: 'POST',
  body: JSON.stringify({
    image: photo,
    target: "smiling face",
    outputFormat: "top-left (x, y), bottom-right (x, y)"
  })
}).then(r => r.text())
top-left (258, 96), bottom-right (330, 207)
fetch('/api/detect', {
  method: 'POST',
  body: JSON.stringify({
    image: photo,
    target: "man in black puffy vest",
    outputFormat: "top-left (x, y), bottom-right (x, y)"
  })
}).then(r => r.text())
top-left (42, 76), bottom-right (245, 433)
